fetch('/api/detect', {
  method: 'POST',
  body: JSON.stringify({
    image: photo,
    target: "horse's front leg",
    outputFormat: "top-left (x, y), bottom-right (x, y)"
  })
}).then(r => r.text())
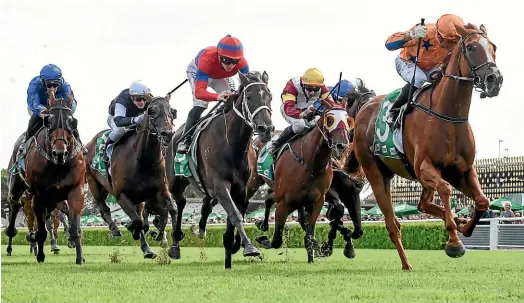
top-left (46, 216), bottom-right (60, 254)
top-left (256, 192), bottom-right (275, 232)
top-left (255, 198), bottom-right (289, 249)
top-left (33, 201), bottom-right (48, 263)
top-left (192, 195), bottom-right (213, 238)
top-left (68, 184), bottom-right (85, 264)
top-left (5, 175), bottom-right (26, 256)
top-left (157, 188), bottom-right (179, 260)
top-left (321, 191), bottom-right (344, 258)
top-left (212, 180), bottom-right (259, 263)
top-left (451, 166), bottom-right (489, 237)
top-left (118, 193), bottom-right (143, 240)
top-left (305, 195), bottom-right (324, 263)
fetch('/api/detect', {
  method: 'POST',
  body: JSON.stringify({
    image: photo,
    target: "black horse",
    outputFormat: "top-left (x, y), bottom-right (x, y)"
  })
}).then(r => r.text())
top-left (166, 71), bottom-right (274, 269)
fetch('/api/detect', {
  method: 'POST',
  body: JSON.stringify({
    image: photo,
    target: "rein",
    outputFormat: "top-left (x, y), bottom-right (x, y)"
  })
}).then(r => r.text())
top-left (412, 30), bottom-right (494, 123)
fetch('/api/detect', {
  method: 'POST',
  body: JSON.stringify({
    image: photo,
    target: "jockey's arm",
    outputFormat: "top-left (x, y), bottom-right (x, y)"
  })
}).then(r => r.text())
top-left (194, 60), bottom-right (219, 102)
top-left (112, 97), bottom-right (136, 127)
top-left (385, 25), bottom-right (419, 51)
top-left (320, 85), bottom-right (336, 107)
top-left (281, 81), bottom-right (301, 118)
top-left (236, 58), bottom-right (249, 74)
top-left (26, 79), bottom-right (46, 116)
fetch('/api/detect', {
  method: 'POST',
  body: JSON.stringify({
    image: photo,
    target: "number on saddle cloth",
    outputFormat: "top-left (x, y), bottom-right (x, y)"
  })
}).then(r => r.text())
top-left (372, 88), bottom-right (407, 159)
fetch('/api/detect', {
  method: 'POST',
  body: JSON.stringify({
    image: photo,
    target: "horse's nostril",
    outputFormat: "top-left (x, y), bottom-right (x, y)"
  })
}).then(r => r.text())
top-left (52, 150), bottom-right (57, 157)
top-left (257, 125), bottom-right (268, 133)
top-left (336, 143), bottom-right (347, 151)
top-left (486, 74), bottom-right (495, 84)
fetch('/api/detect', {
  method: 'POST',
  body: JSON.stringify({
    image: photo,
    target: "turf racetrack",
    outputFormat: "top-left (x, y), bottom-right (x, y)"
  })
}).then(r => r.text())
top-left (2, 246), bottom-right (523, 302)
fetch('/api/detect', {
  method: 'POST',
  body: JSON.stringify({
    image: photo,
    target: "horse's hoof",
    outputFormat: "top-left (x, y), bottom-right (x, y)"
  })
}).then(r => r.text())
top-left (445, 242), bottom-right (466, 258)
top-left (320, 242), bottom-right (333, 257)
top-left (67, 241), bottom-right (75, 249)
top-left (76, 257), bottom-right (85, 265)
top-left (53, 250), bottom-right (59, 255)
top-left (168, 243), bottom-right (181, 259)
top-left (6, 251), bottom-right (11, 256)
top-left (255, 221), bottom-right (268, 232)
top-left (231, 239), bottom-right (241, 255)
top-left (343, 243), bottom-right (356, 259)
top-left (143, 251), bottom-right (157, 259)
top-left (255, 235), bottom-right (271, 249)
top-left (111, 229), bottom-right (122, 238)
top-left (51, 245), bottom-right (60, 252)
top-left (36, 254), bottom-right (45, 263)
top-left (243, 243), bottom-right (260, 257)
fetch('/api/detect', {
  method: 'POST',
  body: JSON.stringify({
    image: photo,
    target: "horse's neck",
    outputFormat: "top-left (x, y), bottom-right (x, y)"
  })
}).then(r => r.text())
top-left (134, 118), bottom-right (162, 166)
top-left (224, 98), bottom-right (252, 153)
top-left (302, 124), bottom-right (332, 172)
top-left (432, 53), bottom-right (474, 119)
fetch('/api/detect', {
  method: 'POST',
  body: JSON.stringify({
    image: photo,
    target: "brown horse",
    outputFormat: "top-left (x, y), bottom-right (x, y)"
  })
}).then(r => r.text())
top-left (352, 23), bottom-right (502, 270)
top-left (5, 89), bottom-right (86, 264)
top-left (166, 71), bottom-right (273, 269)
top-left (256, 102), bottom-right (352, 262)
top-left (85, 96), bottom-right (177, 259)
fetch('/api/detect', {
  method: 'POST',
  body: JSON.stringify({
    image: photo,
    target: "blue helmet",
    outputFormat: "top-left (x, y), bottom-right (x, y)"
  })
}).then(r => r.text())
top-left (330, 79), bottom-right (355, 101)
top-left (40, 64), bottom-right (63, 84)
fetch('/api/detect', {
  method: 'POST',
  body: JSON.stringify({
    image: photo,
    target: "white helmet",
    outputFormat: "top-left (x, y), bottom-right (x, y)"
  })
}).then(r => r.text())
top-left (129, 80), bottom-right (151, 96)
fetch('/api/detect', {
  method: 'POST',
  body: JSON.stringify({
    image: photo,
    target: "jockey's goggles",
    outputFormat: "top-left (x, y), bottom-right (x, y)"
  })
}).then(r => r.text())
top-left (304, 85), bottom-right (321, 92)
top-left (132, 95), bottom-right (146, 102)
top-left (220, 56), bottom-right (240, 65)
top-left (46, 80), bottom-right (60, 88)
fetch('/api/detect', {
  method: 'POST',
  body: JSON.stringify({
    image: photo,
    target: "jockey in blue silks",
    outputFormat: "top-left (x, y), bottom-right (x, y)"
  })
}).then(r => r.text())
top-left (18, 64), bottom-right (86, 156)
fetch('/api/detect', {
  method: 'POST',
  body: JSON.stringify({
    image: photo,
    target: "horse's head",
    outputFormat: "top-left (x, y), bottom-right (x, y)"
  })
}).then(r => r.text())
top-left (236, 71), bottom-right (274, 143)
top-left (142, 96), bottom-right (177, 145)
top-left (342, 78), bottom-right (376, 118)
top-left (43, 88), bottom-right (77, 164)
top-left (318, 101), bottom-right (353, 157)
top-left (449, 23), bottom-right (503, 97)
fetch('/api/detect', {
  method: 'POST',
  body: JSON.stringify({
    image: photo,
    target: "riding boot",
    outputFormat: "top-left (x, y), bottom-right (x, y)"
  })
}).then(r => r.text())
top-left (18, 115), bottom-right (42, 157)
top-left (101, 138), bottom-right (115, 163)
top-left (266, 125), bottom-right (295, 155)
top-left (386, 83), bottom-right (412, 125)
top-left (72, 129), bottom-right (87, 155)
top-left (177, 106), bottom-right (205, 154)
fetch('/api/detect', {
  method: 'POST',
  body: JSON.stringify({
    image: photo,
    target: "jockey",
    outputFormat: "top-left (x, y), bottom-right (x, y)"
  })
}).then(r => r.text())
top-left (176, 34), bottom-right (249, 154)
top-left (328, 79), bottom-right (355, 103)
top-left (19, 64), bottom-right (86, 156)
top-left (265, 68), bottom-right (336, 154)
top-left (101, 80), bottom-right (153, 162)
top-left (384, 14), bottom-right (465, 125)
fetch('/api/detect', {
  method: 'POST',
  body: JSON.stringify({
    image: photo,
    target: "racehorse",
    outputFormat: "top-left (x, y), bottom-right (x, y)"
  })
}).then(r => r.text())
top-left (166, 71), bottom-right (273, 269)
top-left (5, 89), bottom-right (86, 264)
top-left (255, 101), bottom-right (352, 263)
top-left (253, 83), bottom-right (374, 258)
top-left (85, 96), bottom-right (177, 259)
top-left (352, 23), bottom-right (502, 270)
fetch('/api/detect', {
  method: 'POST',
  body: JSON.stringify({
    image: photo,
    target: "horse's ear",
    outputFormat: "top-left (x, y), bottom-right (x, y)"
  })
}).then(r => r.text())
top-left (454, 23), bottom-right (468, 38)
top-left (66, 91), bottom-right (75, 107)
top-left (262, 71), bottom-right (269, 85)
top-left (480, 24), bottom-right (487, 35)
top-left (48, 87), bottom-right (56, 104)
top-left (238, 72), bottom-right (249, 87)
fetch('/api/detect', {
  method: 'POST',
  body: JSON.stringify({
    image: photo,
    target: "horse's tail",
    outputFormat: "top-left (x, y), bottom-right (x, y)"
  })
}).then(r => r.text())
top-left (341, 143), bottom-right (365, 181)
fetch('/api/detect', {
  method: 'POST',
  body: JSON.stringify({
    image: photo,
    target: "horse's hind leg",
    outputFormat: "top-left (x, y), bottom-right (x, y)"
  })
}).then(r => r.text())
top-left (363, 162), bottom-right (412, 270)
top-left (223, 218), bottom-right (236, 269)
top-left (451, 166), bottom-right (489, 238)
top-left (87, 175), bottom-right (121, 237)
top-left (256, 192), bottom-right (275, 232)
top-left (157, 188), bottom-right (178, 261)
top-left (255, 198), bottom-right (289, 249)
top-left (4, 176), bottom-right (26, 256)
top-left (419, 160), bottom-right (465, 258)
top-left (23, 197), bottom-right (37, 254)
top-left (192, 195), bottom-right (212, 238)
top-left (46, 214), bottom-right (60, 254)
top-left (305, 195), bottom-right (324, 263)
top-left (321, 191), bottom-right (343, 258)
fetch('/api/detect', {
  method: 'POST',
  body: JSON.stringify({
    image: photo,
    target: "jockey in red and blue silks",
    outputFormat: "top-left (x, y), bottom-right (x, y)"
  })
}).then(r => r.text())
top-left (19, 64), bottom-right (86, 156)
top-left (176, 34), bottom-right (250, 154)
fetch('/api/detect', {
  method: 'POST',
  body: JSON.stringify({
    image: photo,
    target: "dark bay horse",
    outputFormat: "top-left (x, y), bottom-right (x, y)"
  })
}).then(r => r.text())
top-left (85, 96), bottom-right (178, 259)
top-left (166, 71), bottom-right (273, 269)
top-left (5, 89), bottom-right (86, 264)
top-left (352, 23), bottom-right (502, 270)
top-left (256, 102), bottom-right (352, 263)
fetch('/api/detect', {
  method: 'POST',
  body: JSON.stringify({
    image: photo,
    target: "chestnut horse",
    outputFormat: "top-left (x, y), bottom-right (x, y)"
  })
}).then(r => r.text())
top-left (85, 96), bottom-right (177, 259)
top-left (166, 71), bottom-right (273, 269)
top-left (256, 102), bottom-right (352, 263)
top-left (5, 89), bottom-right (86, 264)
top-left (352, 23), bottom-right (502, 270)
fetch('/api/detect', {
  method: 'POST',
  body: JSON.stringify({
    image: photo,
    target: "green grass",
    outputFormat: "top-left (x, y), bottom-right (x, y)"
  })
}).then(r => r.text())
top-left (2, 246), bottom-right (523, 303)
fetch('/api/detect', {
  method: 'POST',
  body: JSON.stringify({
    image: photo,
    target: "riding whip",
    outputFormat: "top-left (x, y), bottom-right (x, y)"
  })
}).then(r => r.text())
top-left (166, 79), bottom-right (189, 96)
top-left (408, 18), bottom-right (425, 103)
top-left (335, 71), bottom-right (343, 101)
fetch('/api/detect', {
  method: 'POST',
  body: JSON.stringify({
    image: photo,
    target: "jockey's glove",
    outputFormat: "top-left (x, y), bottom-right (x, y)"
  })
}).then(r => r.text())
top-left (408, 25), bottom-right (427, 40)
top-left (133, 114), bottom-right (144, 124)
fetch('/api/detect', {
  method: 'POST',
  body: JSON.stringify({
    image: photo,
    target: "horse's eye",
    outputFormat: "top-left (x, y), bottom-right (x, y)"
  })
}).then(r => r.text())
top-left (466, 44), bottom-right (474, 52)
top-left (325, 116), bottom-right (335, 128)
